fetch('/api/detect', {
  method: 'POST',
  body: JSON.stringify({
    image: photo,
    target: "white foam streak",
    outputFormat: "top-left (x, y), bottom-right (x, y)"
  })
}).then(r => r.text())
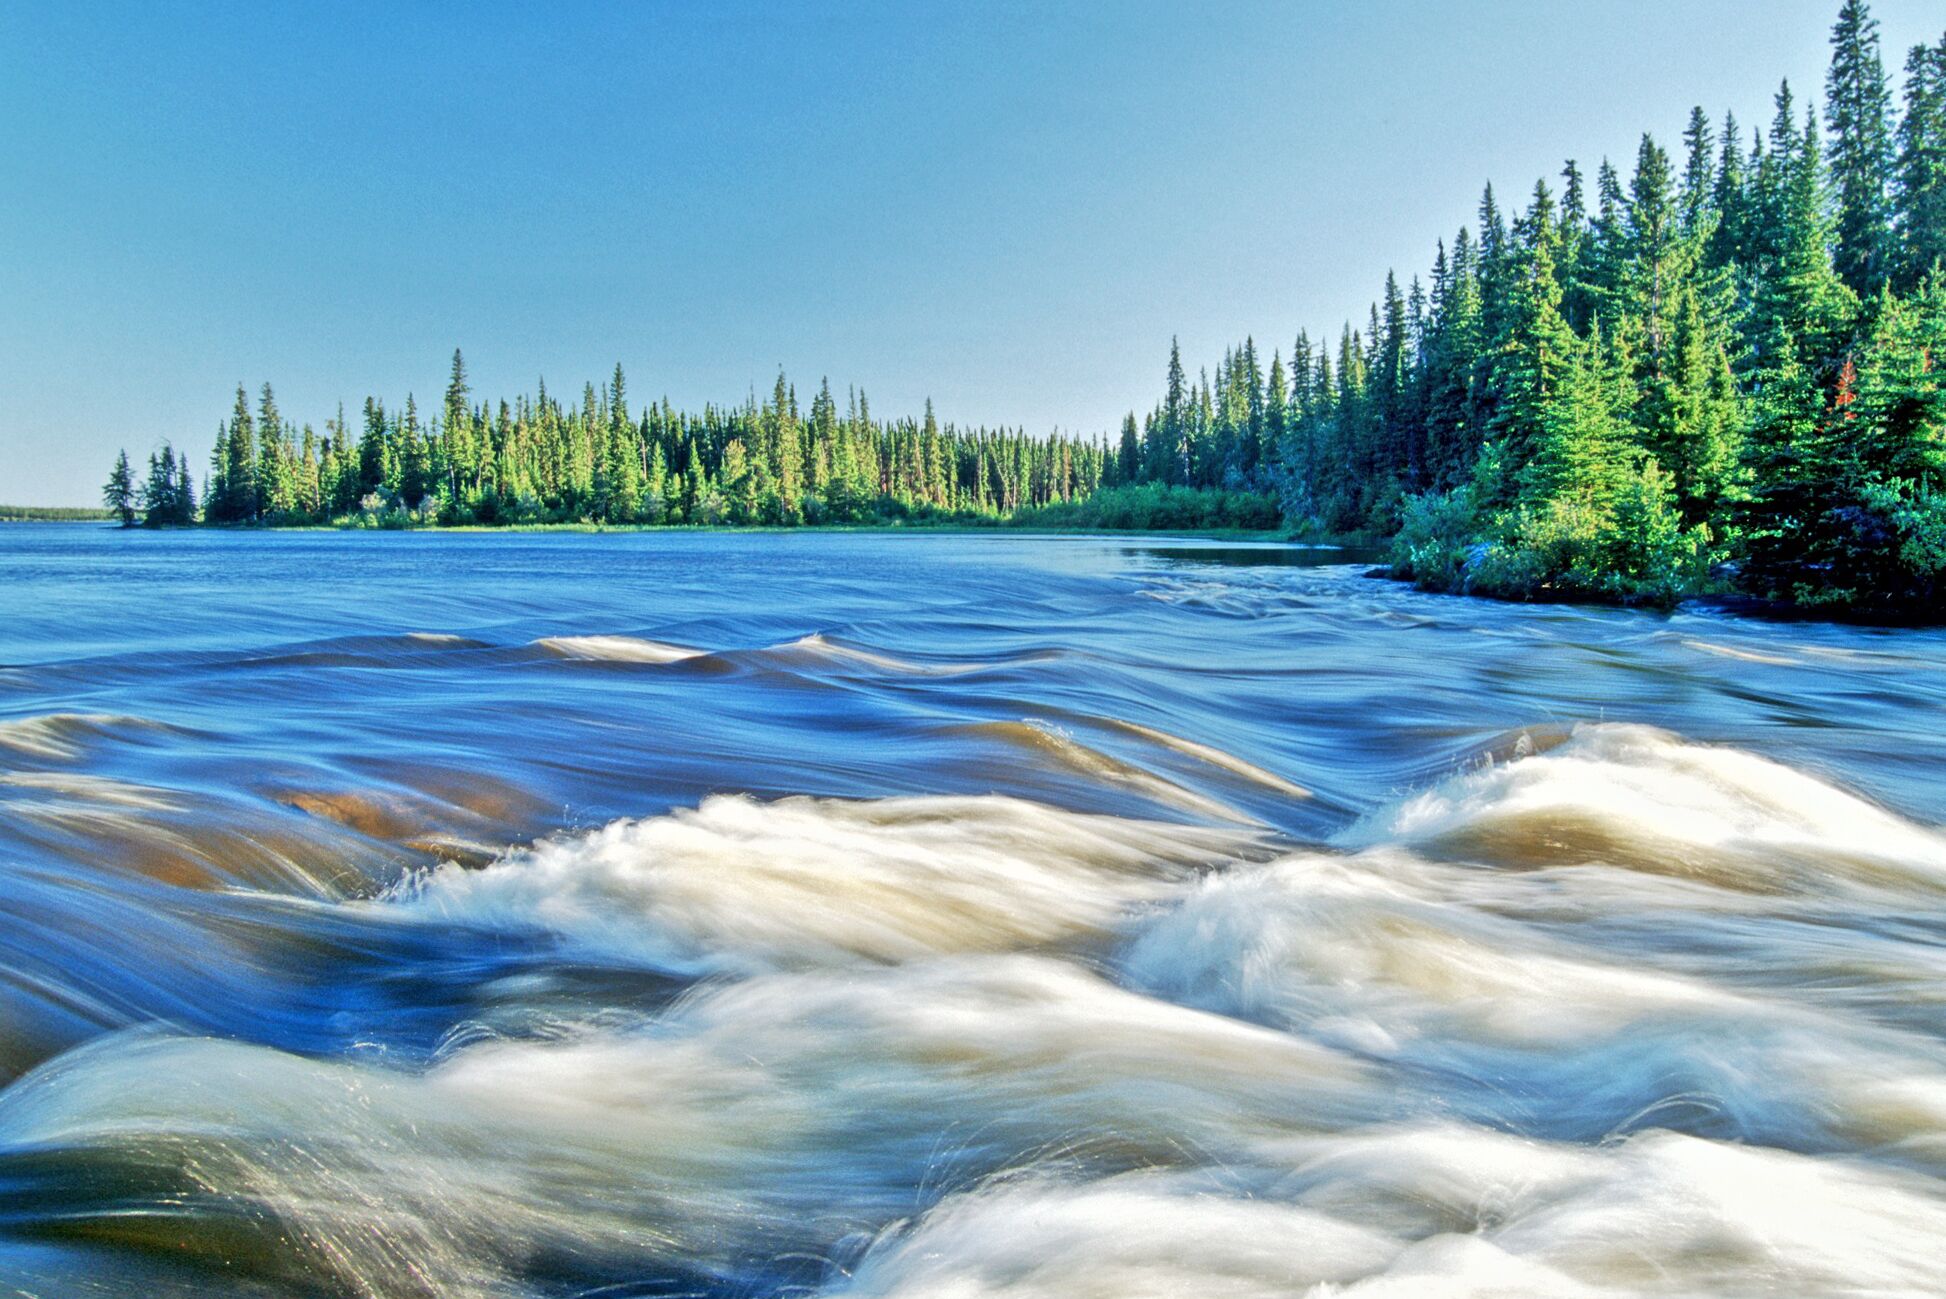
top-left (1125, 847), bottom-right (1946, 1153)
top-left (1125, 853), bottom-right (1743, 1048)
top-left (392, 794), bottom-right (1258, 973)
top-left (785, 631), bottom-right (984, 675)
top-left (0, 712), bottom-right (168, 761)
top-left (1343, 723), bottom-right (1946, 892)
top-left (532, 634), bottom-right (703, 663)
top-left (834, 1174), bottom-right (1405, 1298)
top-left (0, 958), bottom-right (1373, 1292)
top-left (1111, 717), bottom-right (1312, 797)
top-left (836, 1126), bottom-right (1946, 1298)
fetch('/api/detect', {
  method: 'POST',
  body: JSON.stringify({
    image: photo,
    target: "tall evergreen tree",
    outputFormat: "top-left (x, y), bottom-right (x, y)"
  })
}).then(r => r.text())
top-left (257, 382), bottom-right (289, 518)
top-left (1894, 34), bottom-right (1946, 287)
top-left (1158, 338), bottom-right (1188, 484)
top-left (1681, 108), bottom-right (1717, 235)
top-left (1487, 183), bottom-right (1576, 496)
top-left (174, 449), bottom-right (198, 524)
top-left (1116, 413), bottom-right (1140, 485)
top-left (443, 348), bottom-right (475, 501)
top-left (1707, 112), bottom-right (1748, 270)
top-left (224, 384), bottom-right (257, 521)
top-left (102, 450), bottom-right (136, 526)
top-left (1754, 106), bottom-right (1859, 367)
top-left (358, 397), bottom-right (390, 498)
top-left (1826, 0), bottom-right (1896, 293)
top-left (1737, 336), bottom-right (1853, 598)
top-left (139, 445), bottom-right (185, 526)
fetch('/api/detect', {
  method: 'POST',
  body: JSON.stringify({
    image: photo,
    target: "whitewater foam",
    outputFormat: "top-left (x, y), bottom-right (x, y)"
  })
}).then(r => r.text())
top-left (532, 634), bottom-right (704, 663)
top-left (828, 1120), bottom-right (1946, 1298)
top-left (1342, 723), bottom-right (1946, 892)
top-left (0, 712), bottom-right (175, 762)
top-left (781, 631), bottom-right (987, 675)
top-left (0, 957), bottom-right (1374, 1293)
top-left (391, 793), bottom-right (1260, 973)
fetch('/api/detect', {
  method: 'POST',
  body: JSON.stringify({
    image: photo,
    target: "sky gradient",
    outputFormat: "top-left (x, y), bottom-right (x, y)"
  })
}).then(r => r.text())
top-left (4, 0), bottom-right (1942, 505)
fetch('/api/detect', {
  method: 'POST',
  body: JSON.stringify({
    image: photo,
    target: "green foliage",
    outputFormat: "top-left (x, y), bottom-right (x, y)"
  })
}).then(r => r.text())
top-left (1858, 478), bottom-right (1946, 607)
top-left (102, 450), bottom-right (136, 526)
top-left (1466, 465), bottom-right (1698, 607)
top-left (1827, 0), bottom-right (1897, 293)
top-left (1894, 34), bottom-right (1946, 288)
top-left (141, 353), bottom-right (1123, 532)
top-left (1, 505), bottom-right (116, 521)
top-left (1008, 484), bottom-right (1279, 532)
top-left (1390, 481), bottom-right (1485, 591)
top-left (1283, 1), bottom-right (1944, 619)
top-left (138, 442), bottom-right (197, 526)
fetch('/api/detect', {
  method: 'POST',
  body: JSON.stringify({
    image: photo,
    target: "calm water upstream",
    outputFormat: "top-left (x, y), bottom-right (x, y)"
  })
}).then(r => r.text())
top-left (2, 524), bottom-right (1945, 1297)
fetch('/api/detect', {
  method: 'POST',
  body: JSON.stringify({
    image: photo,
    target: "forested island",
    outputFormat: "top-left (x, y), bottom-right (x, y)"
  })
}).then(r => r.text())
top-left (105, 1), bottom-right (1944, 616)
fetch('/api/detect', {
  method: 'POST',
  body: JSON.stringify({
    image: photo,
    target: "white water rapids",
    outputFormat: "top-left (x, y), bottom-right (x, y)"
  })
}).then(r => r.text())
top-left (3, 724), bottom-right (1944, 1296)
top-left (3, 530), bottom-right (1944, 1296)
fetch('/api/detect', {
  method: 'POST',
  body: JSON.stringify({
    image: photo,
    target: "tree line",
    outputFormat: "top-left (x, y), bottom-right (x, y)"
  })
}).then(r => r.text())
top-left (1118, 0), bottom-right (1941, 614)
top-left (1, 505), bottom-right (114, 522)
top-left (106, 1), bottom-right (1944, 613)
top-left (104, 360), bottom-right (1150, 531)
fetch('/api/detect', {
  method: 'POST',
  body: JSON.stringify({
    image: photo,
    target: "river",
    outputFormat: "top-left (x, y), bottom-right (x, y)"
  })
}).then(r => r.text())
top-left (1, 524), bottom-right (1944, 1297)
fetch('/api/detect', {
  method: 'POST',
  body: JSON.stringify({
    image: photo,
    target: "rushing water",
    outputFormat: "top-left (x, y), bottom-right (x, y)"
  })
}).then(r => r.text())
top-left (2, 524), bottom-right (1945, 1297)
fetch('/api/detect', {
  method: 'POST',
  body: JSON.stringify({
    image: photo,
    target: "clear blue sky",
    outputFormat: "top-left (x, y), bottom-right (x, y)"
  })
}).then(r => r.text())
top-left (2, 0), bottom-right (1940, 505)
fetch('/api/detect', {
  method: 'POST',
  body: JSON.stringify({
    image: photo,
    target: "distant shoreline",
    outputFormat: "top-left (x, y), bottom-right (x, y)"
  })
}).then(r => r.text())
top-left (0, 507), bottom-right (115, 522)
top-left (40, 516), bottom-right (1348, 546)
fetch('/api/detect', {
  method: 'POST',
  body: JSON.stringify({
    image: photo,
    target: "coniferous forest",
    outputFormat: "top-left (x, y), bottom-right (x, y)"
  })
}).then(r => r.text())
top-left (106, 1), bottom-right (1945, 616)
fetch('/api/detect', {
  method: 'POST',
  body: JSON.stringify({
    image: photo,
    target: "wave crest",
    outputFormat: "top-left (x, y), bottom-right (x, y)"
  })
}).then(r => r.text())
top-left (531, 634), bottom-right (703, 663)
top-left (1342, 723), bottom-right (1946, 891)
top-left (391, 793), bottom-right (1262, 973)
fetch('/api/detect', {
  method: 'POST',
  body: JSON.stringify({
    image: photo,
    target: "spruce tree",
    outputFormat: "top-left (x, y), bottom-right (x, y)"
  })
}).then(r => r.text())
top-left (1707, 112), bottom-right (1748, 270)
top-left (1426, 230), bottom-right (1485, 486)
top-left (1754, 107), bottom-right (1859, 367)
top-left (1826, 0), bottom-right (1896, 293)
top-left (140, 446), bottom-right (178, 526)
top-left (257, 382), bottom-right (289, 518)
top-left (443, 349), bottom-right (475, 505)
top-left (1738, 336), bottom-right (1853, 599)
top-left (1639, 281), bottom-right (1747, 529)
top-left (225, 384), bottom-right (257, 520)
top-left (358, 398), bottom-right (389, 499)
top-left (1681, 108), bottom-right (1717, 234)
top-left (1559, 161), bottom-right (1591, 317)
top-left (1894, 35), bottom-right (1946, 287)
top-left (207, 423), bottom-right (230, 520)
top-left (174, 449), bottom-right (198, 524)
top-left (1519, 320), bottom-right (1631, 513)
top-left (1620, 135), bottom-right (1686, 367)
top-left (1488, 185), bottom-right (1577, 499)
top-left (1160, 338), bottom-right (1187, 484)
top-left (102, 450), bottom-right (136, 526)
top-left (1262, 354), bottom-right (1289, 488)
top-left (400, 394), bottom-right (431, 508)
top-left (1477, 184), bottom-right (1513, 339)
top-left (1117, 413), bottom-right (1140, 485)
top-left (1853, 275), bottom-right (1946, 486)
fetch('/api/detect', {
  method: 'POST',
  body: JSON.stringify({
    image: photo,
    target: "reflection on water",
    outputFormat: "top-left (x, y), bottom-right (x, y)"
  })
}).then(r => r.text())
top-left (1, 525), bottom-right (1945, 1296)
